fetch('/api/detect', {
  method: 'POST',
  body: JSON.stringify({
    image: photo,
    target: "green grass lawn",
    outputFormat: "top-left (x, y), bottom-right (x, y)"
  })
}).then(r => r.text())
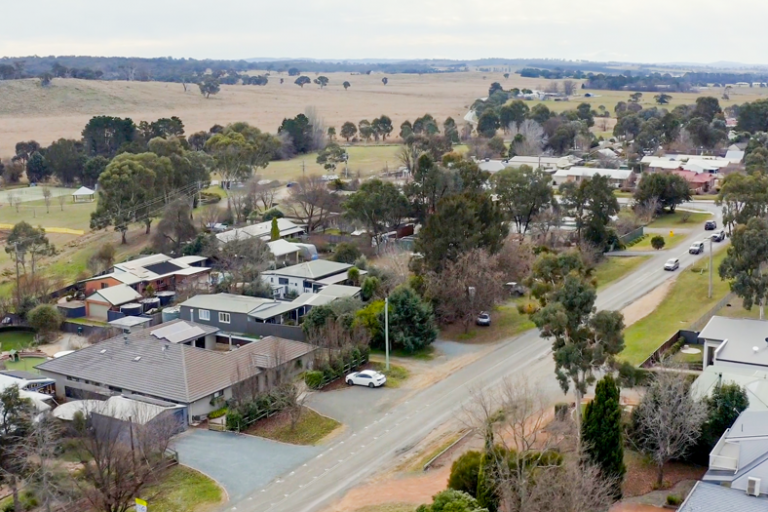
top-left (0, 331), bottom-right (34, 352)
top-left (369, 362), bottom-right (409, 388)
top-left (262, 145), bottom-right (403, 181)
top-left (5, 357), bottom-right (46, 372)
top-left (646, 211), bottom-right (711, 229)
top-left (0, 196), bottom-right (96, 231)
top-left (621, 247), bottom-right (730, 365)
top-left (140, 465), bottom-right (223, 512)
top-left (627, 233), bottom-right (686, 252)
top-left (371, 345), bottom-right (435, 360)
top-left (594, 256), bottom-right (650, 289)
top-left (247, 407), bottom-right (341, 445)
top-left (691, 195), bottom-right (718, 201)
top-left (440, 299), bottom-right (535, 343)
top-left (716, 296), bottom-right (761, 320)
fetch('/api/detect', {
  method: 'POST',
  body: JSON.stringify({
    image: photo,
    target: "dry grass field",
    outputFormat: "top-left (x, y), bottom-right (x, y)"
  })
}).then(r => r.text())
top-left (0, 71), bottom-right (555, 156)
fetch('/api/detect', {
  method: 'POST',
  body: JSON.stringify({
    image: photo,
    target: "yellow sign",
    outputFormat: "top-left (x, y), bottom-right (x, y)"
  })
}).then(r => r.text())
top-left (669, 230), bottom-right (674, 237)
top-left (135, 498), bottom-right (147, 512)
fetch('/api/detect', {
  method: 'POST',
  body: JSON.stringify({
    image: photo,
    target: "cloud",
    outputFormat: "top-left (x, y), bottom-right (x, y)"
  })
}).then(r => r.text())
top-left (1, 0), bottom-right (766, 64)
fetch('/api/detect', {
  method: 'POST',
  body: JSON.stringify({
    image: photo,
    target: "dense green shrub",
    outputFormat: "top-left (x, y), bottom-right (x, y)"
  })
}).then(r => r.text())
top-left (448, 450), bottom-right (483, 497)
top-left (304, 371), bottom-right (324, 389)
top-left (331, 242), bottom-right (362, 264)
top-left (208, 407), bottom-right (228, 419)
top-left (262, 208), bottom-right (284, 221)
top-left (666, 494), bottom-right (682, 506)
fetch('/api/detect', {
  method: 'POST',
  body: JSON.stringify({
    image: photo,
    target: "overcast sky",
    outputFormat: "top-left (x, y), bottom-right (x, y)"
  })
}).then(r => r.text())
top-left (3, 0), bottom-right (766, 65)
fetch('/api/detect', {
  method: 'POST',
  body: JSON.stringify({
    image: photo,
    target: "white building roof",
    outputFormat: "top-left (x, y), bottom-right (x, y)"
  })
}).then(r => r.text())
top-left (700, 316), bottom-right (768, 368)
top-left (553, 167), bottom-right (632, 180)
top-left (507, 155), bottom-right (578, 168)
top-left (88, 284), bottom-right (142, 306)
top-left (268, 239), bottom-right (302, 258)
top-left (692, 365), bottom-right (768, 412)
top-left (216, 219), bottom-right (305, 244)
top-left (263, 260), bottom-right (353, 280)
top-left (53, 395), bottom-right (182, 424)
top-left (72, 186), bottom-right (95, 196)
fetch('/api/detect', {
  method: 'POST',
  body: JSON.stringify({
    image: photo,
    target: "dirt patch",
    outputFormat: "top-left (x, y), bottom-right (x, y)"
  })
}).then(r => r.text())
top-left (621, 279), bottom-right (675, 327)
top-left (622, 451), bottom-right (706, 498)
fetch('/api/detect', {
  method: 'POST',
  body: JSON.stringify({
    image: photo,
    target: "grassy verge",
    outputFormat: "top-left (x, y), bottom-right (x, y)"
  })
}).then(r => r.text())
top-left (646, 211), bottom-right (711, 228)
top-left (247, 407), bottom-right (340, 445)
top-left (595, 256), bottom-right (650, 289)
top-left (691, 195), bottom-right (718, 201)
top-left (371, 345), bottom-right (435, 361)
top-left (369, 362), bottom-right (409, 388)
top-left (66, 317), bottom-right (109, 327)
top-left (440, 300), bottom-right (535, 343)
top-left (620, 248), bottom-right (730, 365)
top-left (5, 357), bottom-right (46, 372)
top-left (627, 233), bottom-right (686, 252)
top-left (141, 465), bottom-right (223, 512)
top-left (414, 433), bottom-right (461, 471)
top-left (0, 331), bottom-right (34, 351)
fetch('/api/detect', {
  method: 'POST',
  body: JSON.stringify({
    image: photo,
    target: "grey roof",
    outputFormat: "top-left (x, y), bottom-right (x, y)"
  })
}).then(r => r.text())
top-left (726, 411), bottom-right (768, 439)
top-left (149, 320), bottom-right (218, 344)
top-left (109, 316), bottom-right (153, 329)
top-left (88, 284), bottom-right (142, 306)
top-left (37, 327), bottom-right (315, 404)
top-left (553, 167), bottom-right (632, 180)
top-left (317, 284), bottom-right (361, 298)
top-left (679, 482), bottom-right (768, 512)
top-left (180, 293), bottom-right (278, 314)
top-left (263, 260), bottom-right (353, 280)
top-left (700, 316), bottom-right (768, 368)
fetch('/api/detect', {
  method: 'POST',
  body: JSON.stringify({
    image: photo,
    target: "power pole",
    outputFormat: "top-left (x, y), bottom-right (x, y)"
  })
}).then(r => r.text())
top-left (385, 296), bottom-right (390, 371)
top-left (14, 242), bottom-right (21, 308)
top-left (708, 236), bottom-right (713, 299)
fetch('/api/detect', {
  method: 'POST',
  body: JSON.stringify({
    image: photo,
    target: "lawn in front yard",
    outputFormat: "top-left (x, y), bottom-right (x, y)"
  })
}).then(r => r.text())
top-left (246, 407), bottom-right (340, 445)
top-left (627, 233), bottom-right (686, 252)
top-left (140, 465), bottom-right (224, 512)
top-left (646, 210), bottom-right (711, 228)
top-left (716, 296), bottom-right (761, 320)
top-left (369, 361), bottom-right (410, 388)
top-left (0, 331), bottom-right (34, 352)
top-left (620, 248), bottom-right (730, 365)
top-left (595, 256), bottom-right (651, 289)
top-left (4, 357), bottom-right (46, 372)
top-left (439, 299), bottom-right (535, 343)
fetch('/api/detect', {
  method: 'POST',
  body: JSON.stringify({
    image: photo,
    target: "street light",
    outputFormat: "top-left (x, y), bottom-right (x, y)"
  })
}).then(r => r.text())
top-left (707, 234), bottom-right (714, 298)
top-left (384, 296), bottom-right (390, 371)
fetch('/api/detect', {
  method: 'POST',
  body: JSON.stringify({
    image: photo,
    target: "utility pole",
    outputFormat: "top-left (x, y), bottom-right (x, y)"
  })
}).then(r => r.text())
top-left (13, 242), bottom-right (20, 308)
top-left (385, 296), bottom-right (390, 371)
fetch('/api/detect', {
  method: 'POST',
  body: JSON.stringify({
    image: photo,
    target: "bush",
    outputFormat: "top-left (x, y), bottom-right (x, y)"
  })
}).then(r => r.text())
top-left (331, 242), bottom-right (362, 264)
top-left (304, 371), bottom-right (324, 389)
top-left (27, 304), bottom-right (63, 340)
top-left (666, 494), bottom-right (682, 506)
top-left (554, 402), bottom-right (569, 421)
top-left (225, 410), bottom-right (244, 430)
top-left (448, 450), bottom-right (483, 497)
top-left (199, 191), bottom-right (222, 205)
top-left (208, 407), bottom-right (228, 419)
top-left (262, 208), bottom-right (284, 221)
top-left (651, 235), bottom-right (665, 250)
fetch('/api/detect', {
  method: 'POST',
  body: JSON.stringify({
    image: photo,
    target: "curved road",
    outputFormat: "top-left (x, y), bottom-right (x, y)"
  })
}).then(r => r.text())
top-left (233, 202), bottom-right (723, 512)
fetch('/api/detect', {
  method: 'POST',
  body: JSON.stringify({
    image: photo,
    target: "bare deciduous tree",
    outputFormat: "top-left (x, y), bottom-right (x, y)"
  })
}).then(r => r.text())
top-left (285, 174), bottom-right (336, 233)
top-left (631, 368), bottom-right (707, 486)
top-left (509, 120), bottom-right (547, 157)
top-left (562, 80), bottom-right (577, 96)
top-left (247, 176), bottom-right (278, 212)
top-left (199, 204), bottom-right (221, 231)
top-left (229, 190), bottom-right (249, 225)
top-left (42, 186), bottom-right (52, 214)
top-left (57, 194), bottom-right (66, 211)
top-left (521, 456), bottom-right (617, 512)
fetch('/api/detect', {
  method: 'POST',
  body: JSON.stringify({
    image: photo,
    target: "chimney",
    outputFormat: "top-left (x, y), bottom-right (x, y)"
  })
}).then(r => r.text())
top-left (124, 333), bottom-right (129, 345)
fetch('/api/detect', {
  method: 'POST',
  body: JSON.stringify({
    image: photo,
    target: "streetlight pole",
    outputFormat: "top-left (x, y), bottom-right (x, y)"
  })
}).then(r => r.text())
top-left (708, 236), bottom-right (714, 299)
top-left (384, 296), bottom-right (390, 371)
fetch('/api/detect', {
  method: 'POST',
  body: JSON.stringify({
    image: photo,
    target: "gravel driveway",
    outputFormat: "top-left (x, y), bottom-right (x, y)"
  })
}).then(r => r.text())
top-left (173, 429), bottom-right (320, 501)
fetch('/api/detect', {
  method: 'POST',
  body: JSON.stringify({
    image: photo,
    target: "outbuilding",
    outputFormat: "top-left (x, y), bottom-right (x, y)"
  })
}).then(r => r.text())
top-left (72, 186), bottom-right (95, 203)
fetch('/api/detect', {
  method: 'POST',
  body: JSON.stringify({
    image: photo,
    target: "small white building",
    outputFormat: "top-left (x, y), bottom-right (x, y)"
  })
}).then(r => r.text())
top-left (72, 186), bottom-right (95, 203)
top-left (215, 219), bottom-right (306, 244)
top-left (261, 260), bottom-right (364, 299)
top-left (698, 316), bottom-right (768, 371)
top-left (552, 167), bottom-right (632, 188)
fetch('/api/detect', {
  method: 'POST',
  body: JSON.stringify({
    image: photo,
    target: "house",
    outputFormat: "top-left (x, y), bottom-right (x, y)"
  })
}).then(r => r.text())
top-left (552, 167), bottom-right (632, 188)
top-left (0, 373), bottom-right (56, 413)
top-left (82, 254), bottom-right (210, 296)
top-left (261, 260), bottom-right (364, 299)
top-left (53, 395), bottom-right (188, 433)
top-left (476, 159), bottom-right (509, 173)
top-left (671, 169), bottom-right (717, 194)
top-left (72, 186), bottom-right (95, 203)
top-left (726, 144), bottom-right (746, 164)
top-left (84, 284), bottom-right (143, 320)
top-left (702, 411), bottom-right (768, 498)
top-left (215, 218), bottom-right (306, 245)
top-left (698, 316), bottom-right (768, 371)
top-left (692, 365), bottom-right (768, 412)
top-left (37, 323), bottom-right (316, 422)
top-left (506, 155), bottom-right (580, 170)
top-left (678, 481), bottom-right (768, 512)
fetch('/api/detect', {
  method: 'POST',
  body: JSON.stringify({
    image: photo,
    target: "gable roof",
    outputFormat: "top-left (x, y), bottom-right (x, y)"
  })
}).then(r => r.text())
top-left (38, 328), bottom-right (315, 404)
top-left (215, 219), bottom-right (305, 244)
top-left (263, 260), bottom-right (353, 280)
top-left (88, 284), bottom-right (142, 306)
top-left (72, 186), bottom-right (94, 196)
top-left (553, 167), bottom-right (632, 180)
top-left (679, 482), bottom-right (768, 512)
top-left (700, 316), bottom-right (768, 368)
top-left (180, 293), bottom-right (278, 314)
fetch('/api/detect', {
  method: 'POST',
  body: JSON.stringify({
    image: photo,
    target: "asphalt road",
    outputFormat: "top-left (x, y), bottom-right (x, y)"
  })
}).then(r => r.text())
top-left (230, 202), bottom-right (724, 512)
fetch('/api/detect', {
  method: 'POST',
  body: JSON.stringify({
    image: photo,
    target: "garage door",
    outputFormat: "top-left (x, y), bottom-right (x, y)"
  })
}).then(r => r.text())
top-left (88, 303), bottom-right (110, 320)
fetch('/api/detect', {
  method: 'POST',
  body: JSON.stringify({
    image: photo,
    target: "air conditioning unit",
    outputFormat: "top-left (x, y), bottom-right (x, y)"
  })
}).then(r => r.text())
top-left (747, 477), bottom-right (761, 497)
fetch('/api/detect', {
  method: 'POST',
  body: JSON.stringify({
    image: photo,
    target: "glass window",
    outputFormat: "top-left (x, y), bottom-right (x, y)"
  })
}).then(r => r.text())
top-left (199, 309), bottom-right (210, 321)
top-left (279, 278), bottom-right (289, 285)
top-left (219, 312), bottom-right (231, 324)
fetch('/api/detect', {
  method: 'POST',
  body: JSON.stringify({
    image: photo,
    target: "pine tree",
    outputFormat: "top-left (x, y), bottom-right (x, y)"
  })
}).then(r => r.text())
top-left (582, 374), bottom-right (625, 499)
top-left (270, 217), bottom-right (280, 241)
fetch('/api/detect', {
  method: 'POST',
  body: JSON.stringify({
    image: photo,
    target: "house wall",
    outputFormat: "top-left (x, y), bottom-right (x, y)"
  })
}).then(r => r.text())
top-left (85, 299), bottom-right (112, 320)
top-left (262, 275), bottom-right (313, 298)
top-left (84, 277), bottom-right (121, 296)
top-left (179, 305), bottom-right (250, 334)
top-left (732, 459), bottom-right (768, 492)
top-left (188, 387), bottom-right (233, 421)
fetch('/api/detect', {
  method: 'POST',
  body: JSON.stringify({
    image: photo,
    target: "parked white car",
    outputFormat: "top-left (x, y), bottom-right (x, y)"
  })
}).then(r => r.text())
top-left (664, 258), bottom-right (680, 271)
top-left (346, 369), bottom-right (387, 388)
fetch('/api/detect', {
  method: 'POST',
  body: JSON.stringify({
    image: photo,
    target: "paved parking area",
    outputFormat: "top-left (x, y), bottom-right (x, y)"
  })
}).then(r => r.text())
top-left (172, 429), bottom-right (320, 501)
top-left (307, 384), bottom-right (403, 430)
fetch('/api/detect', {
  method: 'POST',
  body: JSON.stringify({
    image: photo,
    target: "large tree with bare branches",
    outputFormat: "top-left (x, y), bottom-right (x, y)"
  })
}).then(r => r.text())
top-left (285, 174), bottom-right (336, 232)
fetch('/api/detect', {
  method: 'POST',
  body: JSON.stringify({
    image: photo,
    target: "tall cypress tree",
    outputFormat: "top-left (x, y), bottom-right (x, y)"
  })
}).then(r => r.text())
top-left (582, 374), bottom-right (626, 499)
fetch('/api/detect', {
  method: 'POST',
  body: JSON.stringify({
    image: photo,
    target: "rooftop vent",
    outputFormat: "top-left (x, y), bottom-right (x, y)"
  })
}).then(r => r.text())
top-left (133, 356), bottom-right (141, 362)
top-left (100, 349), bottom-right (107, 354)
top-left (755, 346), bottom-right (760, 354)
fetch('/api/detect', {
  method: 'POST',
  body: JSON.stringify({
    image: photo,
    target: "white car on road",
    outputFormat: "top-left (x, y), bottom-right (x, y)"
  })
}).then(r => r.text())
top-left (346, 369), bottom-right (387, 388)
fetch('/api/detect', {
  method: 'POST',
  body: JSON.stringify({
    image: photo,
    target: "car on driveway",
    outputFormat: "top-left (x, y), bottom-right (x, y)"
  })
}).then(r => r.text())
top-left (705, 220), bottom-right (717, 230)
top-left (346, 369), bottom-right (387, 388)
top-left (505, 282), bottom-right (526, 297)
top-left (689, 241), bottom-right (705, 254)
top-left (712, 230), bottom-right (726, 242)
top-left (664, 258), bottom-right (680, 271)
top-left (476, 312), bottom-right (491, 326)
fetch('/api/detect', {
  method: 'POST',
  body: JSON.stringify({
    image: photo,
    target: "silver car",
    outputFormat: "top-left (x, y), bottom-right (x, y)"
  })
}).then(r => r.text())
top-left (476, 312), bottom-right (491, 326)
top-left (664, 258), bottom-right (680, 271)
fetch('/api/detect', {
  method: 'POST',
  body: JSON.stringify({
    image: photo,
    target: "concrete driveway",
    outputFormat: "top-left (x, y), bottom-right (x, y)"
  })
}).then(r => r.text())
top-left (307, 385), bottom-right (403, 430)
top-left (172, 429), bottom-right (320, 502)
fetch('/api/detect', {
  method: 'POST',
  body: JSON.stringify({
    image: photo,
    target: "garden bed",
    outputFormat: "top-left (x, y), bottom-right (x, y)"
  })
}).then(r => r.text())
top-left (245, 406), bottom-right (340, 445)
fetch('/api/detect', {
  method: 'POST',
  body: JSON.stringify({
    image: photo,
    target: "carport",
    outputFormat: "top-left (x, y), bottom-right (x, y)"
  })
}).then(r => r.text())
top-left (172, 429), bottom-right (321, 501)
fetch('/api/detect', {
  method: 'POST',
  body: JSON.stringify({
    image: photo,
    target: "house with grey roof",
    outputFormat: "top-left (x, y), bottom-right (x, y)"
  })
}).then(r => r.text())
top-left (37, 321), bottom-right (316, 422)
top-left (698, 316), bottom-right (768, 371)
top-left (261, 260), bottom-right (365, 298)
top-left (679, 481), bottom-right (768, 512)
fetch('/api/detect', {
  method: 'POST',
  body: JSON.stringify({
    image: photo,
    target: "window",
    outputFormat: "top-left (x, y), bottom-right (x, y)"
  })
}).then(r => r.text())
top-left (213, 390), bottom-right (223, 398)
top-left (101, 282), bottom-right (109, 289)
top-left (198, 309), bottom-right (210, 321)
top-left (279, 277), bottom-right (289, 285)
top-left (219, 312), bottom-right (231, 324)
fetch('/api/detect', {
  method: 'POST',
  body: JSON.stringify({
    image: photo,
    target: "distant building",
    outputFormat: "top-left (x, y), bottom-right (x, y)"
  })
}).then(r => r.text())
top-left (552, 167), bottom-right (632, 188)
top-left (215, 219), bottom-right (305, 244)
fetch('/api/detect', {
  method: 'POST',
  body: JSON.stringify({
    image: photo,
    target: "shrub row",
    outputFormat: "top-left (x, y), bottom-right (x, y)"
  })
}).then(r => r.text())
top-left (304, 345), bottom-right (370, 389)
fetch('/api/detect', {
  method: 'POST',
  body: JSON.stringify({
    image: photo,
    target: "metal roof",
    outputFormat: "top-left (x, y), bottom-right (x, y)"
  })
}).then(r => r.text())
top-left (180, 294), bottom-right (279, 314)
top-left (215, 219), bottom-right (305, 244)
top-left (263, 260), bottom-right (353, 280)
top-left (267, 239), bottom-right (302, 257)
top-left (553, 167), bottom-right (632, 180)
top-left (88, 284), bottom-right (142, 306)
top-left (109, 316), bottom-right (153, 329)
top-left (679, 481), bottom-right (768, 512)
top-left (150, 320), bottom-right (217, 344)
top-left (700, 316), bottom-right (768, 368)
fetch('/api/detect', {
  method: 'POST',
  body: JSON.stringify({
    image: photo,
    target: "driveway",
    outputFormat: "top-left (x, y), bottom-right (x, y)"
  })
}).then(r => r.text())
top-left (307, 385), bottom-right (404, 430)
top-left (172, 429), bottom-right (321, 501)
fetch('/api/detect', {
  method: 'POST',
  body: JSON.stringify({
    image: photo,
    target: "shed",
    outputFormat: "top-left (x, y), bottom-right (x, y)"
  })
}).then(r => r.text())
top-left (72, 186), bottom-right (95, 203)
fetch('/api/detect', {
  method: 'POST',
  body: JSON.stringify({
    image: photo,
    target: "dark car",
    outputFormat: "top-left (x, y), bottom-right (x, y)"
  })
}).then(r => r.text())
top-left (705, 220), bottom-right (717, 230)
top-left (712, 230), bottom-right (726, 242)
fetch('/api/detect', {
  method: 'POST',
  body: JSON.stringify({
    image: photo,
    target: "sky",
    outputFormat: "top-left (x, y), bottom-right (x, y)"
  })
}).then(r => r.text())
top-left (3, 0), bottom-right (768, 65)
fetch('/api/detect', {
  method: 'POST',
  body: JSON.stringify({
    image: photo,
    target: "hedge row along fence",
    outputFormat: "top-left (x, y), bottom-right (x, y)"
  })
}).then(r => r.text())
top-left (304, 345), bottom-right (370, 390)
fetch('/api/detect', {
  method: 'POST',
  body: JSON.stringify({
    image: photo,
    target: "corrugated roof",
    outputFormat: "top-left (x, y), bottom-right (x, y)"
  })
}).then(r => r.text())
top-left (679, 481), bottom-right (768, 512)
top-left (268, 239), bottom-right (302, 257)
top-left (554, 167), bottom-right (632, 180)
top-left (263, 260), bottom-right (353, 280)
top-left (38, 327), bottom-right (315, 404)
top-left (181, 294), bottom-right (278, 314)
top-left (88, 284), bottom-right (142, 306)
top-left (216, 219), bottom-right (305, 244)
top-left (150, 320), bottom-right (217, 344)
